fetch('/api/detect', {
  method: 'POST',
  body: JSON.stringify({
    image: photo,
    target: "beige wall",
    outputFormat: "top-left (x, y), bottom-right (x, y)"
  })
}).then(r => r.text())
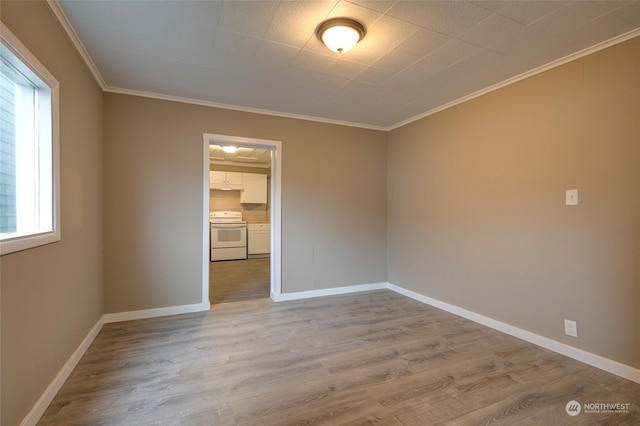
top-left (0, 2), bottom-right (104, 425)
top-left (388, 37), bottom-right (640, 368)
top-left (4, 2), bottom-right (638, 423)
top-left (103, 93), bottom-right (388, 311)
top-left (209, 165), bottom-right (270, 223)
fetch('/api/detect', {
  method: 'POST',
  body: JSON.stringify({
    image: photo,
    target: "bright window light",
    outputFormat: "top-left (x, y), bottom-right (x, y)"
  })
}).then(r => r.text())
top-left (1, 23), bottom-right (60, 255)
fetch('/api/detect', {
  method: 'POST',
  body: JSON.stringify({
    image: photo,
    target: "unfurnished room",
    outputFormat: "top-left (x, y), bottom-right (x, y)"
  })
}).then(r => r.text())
top-left (1, 1), bottom-right (639, 425)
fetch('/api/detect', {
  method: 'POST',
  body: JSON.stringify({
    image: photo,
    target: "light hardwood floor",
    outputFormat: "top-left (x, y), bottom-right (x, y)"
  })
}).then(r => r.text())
top-left (39, 290), bottom-right (639, 425)
top-left (210, 257), bottom-right (270, 304)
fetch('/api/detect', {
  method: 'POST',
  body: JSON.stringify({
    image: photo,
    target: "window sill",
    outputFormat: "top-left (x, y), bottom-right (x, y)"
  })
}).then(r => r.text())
top-left (1, 230), bottom-right (61, 256)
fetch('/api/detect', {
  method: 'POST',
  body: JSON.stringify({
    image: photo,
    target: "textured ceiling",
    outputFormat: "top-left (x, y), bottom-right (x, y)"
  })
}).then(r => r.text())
top-left (55, 0), bottom-right (640, 130)
top-left (209, 145), bottom-right (271, 167)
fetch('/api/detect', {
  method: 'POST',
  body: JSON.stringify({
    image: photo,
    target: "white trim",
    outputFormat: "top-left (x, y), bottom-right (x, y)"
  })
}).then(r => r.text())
top-left (46, 2), bottom-right (640, 133)
top-left (102, 302), bottom-right (210, 324)
top-left (270, 140), bottom-right (282, 299)
top-left (111, 87), bottom-right (386, 131)
top-left (387, 283), bottom-right (640, 385)
top-left (272, 282), bottom-right (388, 302)
top-left (89, 27), bottom-right (640, 132)
top-left (20, 281), bottom-right (640, 426)
top-left (202, 139), bottom-right (211, 305)
top-left (45, 0), bottom-right (106, 89)
top-left (389, 27), bottom-right (640, 130)
top-left (21, 302), bottom-right (209, 425)
top-left (100, 25), bottom-right (640, 132)
top-left (20, 319), bottom-right (104, 426)
top-left (0, 23), bottom-right (61, 256)
top-left (203, 133), bottom-right (283, 302)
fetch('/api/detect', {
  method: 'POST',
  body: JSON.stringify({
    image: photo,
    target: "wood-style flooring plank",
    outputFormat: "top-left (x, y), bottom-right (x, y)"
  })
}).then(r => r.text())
top-left (38, 290), bottom-right (640, 425)
top-left (210, 258), bottom-right (270, 304)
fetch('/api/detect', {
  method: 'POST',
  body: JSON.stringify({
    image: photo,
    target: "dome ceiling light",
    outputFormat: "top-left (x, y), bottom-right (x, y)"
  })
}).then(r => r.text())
top-left (316, 18), bottom-right (366, 53)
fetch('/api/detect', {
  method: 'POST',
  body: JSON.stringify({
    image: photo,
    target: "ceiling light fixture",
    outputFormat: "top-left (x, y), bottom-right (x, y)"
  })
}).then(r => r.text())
top-left (222, 145), bottom-right (237, 153)
top-left (316, 18), bottom-right (365, 53)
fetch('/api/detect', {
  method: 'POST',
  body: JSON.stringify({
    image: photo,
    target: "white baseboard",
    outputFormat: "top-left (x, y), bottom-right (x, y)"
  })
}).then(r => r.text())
top-left (271, 282), bottom-right (388, 302)
top-left (20, 318), bottom-right (105, 426)
top-left (387, 283), bottom-right (640, 385)
top-left (23, 301), bottom-right (211, 425)
top-left (23, 283), bottom-right (639, 426)
top-left (102, 302), bottom-right (211, 323)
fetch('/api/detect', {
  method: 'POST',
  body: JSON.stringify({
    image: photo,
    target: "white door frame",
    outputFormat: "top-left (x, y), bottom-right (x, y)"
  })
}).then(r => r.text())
top-left (202, 133), bottom-right (282, 304)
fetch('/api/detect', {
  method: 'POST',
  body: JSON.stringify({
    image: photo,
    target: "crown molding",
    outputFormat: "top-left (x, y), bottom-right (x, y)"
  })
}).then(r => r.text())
top-left (105, 86), bottom-right (388, 131)
top-left (389, 27), bottom-right (640, 131)
top-left (45, 0), bottom-right (640, 133)
top-left (46, 0), bottom-right (106, 89)
top-left (45, 0), bottom-right (385, 132)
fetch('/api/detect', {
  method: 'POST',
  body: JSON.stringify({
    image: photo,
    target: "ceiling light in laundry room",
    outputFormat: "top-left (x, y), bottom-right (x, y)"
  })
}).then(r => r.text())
top-left (222, 145), bottom-right (237, 153)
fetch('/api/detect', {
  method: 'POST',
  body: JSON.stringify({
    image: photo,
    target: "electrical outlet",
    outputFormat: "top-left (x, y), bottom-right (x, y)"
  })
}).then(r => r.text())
top-left (564, 319), bottom-right (578, 337)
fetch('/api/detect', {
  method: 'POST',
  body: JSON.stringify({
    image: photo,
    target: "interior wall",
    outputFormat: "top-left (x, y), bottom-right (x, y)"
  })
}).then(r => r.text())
top-left (103, 93), bottom-right (388, 312)
top-left (0, 2), bottom-right (104, 425)
top-left (209, 165), bottom-right (270, 223)
top-left (388, 37), bottom-right (640, 368)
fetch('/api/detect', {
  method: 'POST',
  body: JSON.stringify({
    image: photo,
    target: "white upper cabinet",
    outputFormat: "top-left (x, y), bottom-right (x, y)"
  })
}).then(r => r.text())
top-left (241, 173), bottom-right (267, 204)
top-left (210, 171), bottom-right (243, 189)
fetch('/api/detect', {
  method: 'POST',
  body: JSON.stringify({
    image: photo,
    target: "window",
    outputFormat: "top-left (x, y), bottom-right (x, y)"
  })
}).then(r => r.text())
top-left (1, 23), bottom-right (59, 255)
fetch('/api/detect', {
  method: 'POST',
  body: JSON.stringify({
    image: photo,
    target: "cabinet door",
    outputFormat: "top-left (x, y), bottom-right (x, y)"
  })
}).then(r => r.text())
top-left (226, 172), bottom-right (243, 185)
top-left (210, 171), bottom-right (225, 184)
top-left (241, 173), bottom-right (267, 204)
top-left (248, 224), bottom-right (270, 254)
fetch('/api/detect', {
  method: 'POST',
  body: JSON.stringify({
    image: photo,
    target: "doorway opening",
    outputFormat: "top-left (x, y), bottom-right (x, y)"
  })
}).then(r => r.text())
top-left (202, 134), bottom-right (282, 306)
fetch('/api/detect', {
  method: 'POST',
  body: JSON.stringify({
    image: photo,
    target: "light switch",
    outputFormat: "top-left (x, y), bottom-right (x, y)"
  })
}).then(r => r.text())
top-left (566, 189), bottom-right (578, 205)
